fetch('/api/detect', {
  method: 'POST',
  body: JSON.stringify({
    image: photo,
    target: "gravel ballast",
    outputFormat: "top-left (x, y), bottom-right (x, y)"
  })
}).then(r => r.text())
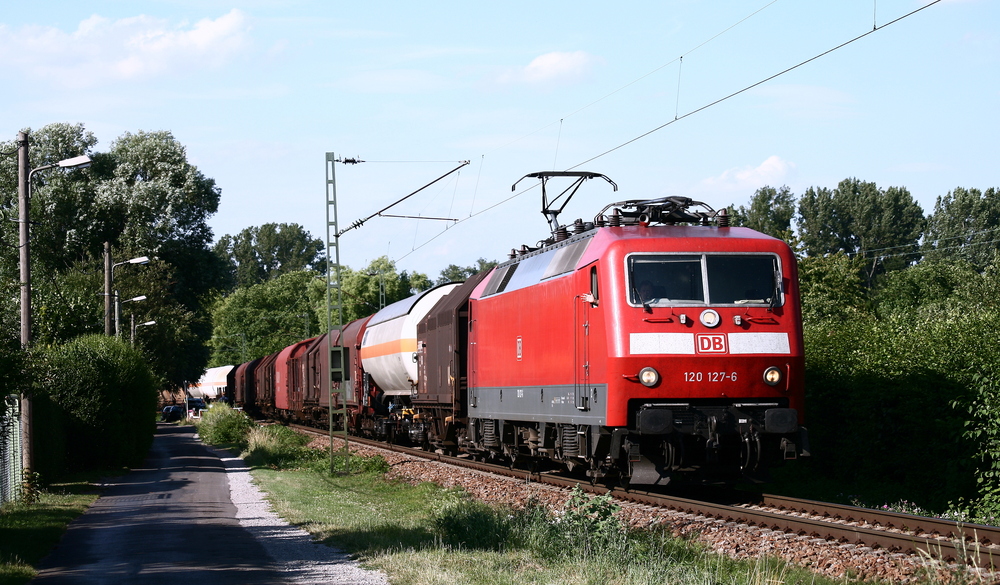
top-left (309, 436), bottom-right (989, 583)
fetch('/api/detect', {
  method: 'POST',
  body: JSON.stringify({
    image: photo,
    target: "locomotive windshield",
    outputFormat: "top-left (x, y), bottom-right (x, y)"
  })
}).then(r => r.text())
top-left (628, 254), bottom-right (780, 307)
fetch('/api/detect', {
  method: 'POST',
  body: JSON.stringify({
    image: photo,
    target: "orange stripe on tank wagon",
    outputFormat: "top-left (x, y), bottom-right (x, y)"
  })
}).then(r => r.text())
top-left (360, 338), bottom-right (418, 360)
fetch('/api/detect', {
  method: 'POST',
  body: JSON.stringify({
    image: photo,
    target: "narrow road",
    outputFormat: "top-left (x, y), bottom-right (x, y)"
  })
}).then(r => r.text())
top-left (32, 423), bottom-right (291, 584)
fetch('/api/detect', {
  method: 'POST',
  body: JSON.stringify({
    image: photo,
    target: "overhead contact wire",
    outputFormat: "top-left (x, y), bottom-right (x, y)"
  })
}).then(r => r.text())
top-left (481, 0), bottom-right (780, 157)
top-left (569, 0), bottom-right (943, 170)
top-left (397, 0), bottom-right (941, 264)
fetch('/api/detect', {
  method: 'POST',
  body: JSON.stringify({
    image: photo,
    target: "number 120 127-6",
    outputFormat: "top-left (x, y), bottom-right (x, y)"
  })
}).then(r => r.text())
top-left (684, 371), bottom-right (737, 382)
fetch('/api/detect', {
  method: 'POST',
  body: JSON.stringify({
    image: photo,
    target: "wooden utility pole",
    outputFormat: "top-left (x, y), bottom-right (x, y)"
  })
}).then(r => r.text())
top-left (17, 131), bottom-right (33, 473)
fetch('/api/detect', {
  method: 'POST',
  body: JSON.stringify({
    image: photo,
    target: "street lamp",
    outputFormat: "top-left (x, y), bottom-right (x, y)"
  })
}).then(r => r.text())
top-left (132, 320), bottom-right (156, 344)
top-left (7, 130), bottom-right (92, 478)
top-left (104, 246), bottom-right (149, 335)
top-left (117, 294), bottom-right (147, 337)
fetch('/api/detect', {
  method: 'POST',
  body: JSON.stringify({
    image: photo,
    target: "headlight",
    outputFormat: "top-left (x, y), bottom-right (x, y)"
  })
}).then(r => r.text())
top-left (639, 367), bottom-right (660, 387)
top-left (700, 309), bottom-right (720, 328)
top-left (763, 366), bottom-right (782, 386)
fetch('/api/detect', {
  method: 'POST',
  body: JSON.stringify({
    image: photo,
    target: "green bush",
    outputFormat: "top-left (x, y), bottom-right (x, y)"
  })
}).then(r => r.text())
top-left (195, 403), bottom-right (254, 447)
top-left (955, 374), bottom-right (1000, 522)
top-left (33, 335), bottom-right (159, 478)
top-left (431, 486), bottom-right (627, 562)
top-left (801, 311), bottom-right (1000, 510)
top-left (557, 487), bottom-right (624, 555)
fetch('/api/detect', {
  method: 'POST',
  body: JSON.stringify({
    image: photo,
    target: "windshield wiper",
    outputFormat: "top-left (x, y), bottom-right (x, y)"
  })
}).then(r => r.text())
top-left (769, 262), bottom-right (782, 310)
top-left (632, 286), bottom-right (652, 313)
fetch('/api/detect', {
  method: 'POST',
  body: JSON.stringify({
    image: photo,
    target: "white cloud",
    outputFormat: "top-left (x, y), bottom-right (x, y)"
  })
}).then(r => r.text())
top-left (495, 51), bottom-right (602, 86)
top-left (0, 10), bottom-right (251, 88)
top-left (699, 156), bottom-right (796, 194)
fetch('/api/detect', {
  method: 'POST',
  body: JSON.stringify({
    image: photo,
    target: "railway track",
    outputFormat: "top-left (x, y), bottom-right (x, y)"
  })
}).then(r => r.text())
top-left (293, 425), bottom-right (1000, 571)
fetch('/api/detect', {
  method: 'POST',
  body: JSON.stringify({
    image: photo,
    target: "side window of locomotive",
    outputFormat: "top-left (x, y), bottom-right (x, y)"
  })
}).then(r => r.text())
top-left (590, 266), bottom-right (599, 301)
top-left (705, 255), bottom-right (780, 305)
top-left (628, 255), bottom-right (704, 305)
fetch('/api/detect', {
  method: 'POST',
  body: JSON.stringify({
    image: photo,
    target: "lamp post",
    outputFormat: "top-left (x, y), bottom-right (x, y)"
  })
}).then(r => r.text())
top-left (132, 320), bottom-right (156, 344)
top-left (14, 130), bottom-right (92, 476)
top-left (117, 294), bottom-right (147, 337)
top-left (103, 245), bottom-right (149, 335)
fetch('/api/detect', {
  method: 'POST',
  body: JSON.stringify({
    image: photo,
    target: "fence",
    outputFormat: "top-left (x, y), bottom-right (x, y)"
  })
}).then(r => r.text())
top-left (1, 395), bottom-right (22, 504)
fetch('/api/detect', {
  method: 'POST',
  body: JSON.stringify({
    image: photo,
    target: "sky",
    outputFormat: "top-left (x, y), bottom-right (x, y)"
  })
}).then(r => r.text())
top-left (1, 0), bottom-right (996, 278)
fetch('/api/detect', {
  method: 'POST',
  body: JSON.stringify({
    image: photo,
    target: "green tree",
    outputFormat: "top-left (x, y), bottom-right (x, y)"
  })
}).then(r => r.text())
top-left (1, 124), bottom-right (228, 388)
top-left (0, 310), bottom-right (25, 422)
top-left (209, 270), bottom-right (320, 366)
top-left (299, 258), bottom-right (434, 335)
top-left (797, 178), bottom-right (924, 285)
top-left (730, 185), bottom-right (795, 242)
top-left (922, 187), bottom-right (1000, 270)
top-left (796, 186), bottom-right (848, 256)
top-left (401, 270), bottom-right (433, 295)
top-left (214, 223), bottom-right (324, 290)
top-left (330, 257), bottom-right (431, 322)
top-left (952, 256), bottom-right (1000, 311)
top-left (0, 123), bottom-right (102, 275)
top-left (99, 130), bottom-right (226, 312)
top-left (435, 258), bottom-right (497, 284)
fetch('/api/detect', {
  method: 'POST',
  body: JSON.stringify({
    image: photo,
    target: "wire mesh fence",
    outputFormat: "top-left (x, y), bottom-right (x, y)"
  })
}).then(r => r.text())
top-left (1, 394), bottom-right (23, 504)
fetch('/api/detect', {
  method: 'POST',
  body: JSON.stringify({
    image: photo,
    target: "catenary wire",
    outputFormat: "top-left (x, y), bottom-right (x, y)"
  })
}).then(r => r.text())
top-left (397, 1), bottom-right (944, 264)
top-left (569, 0), bottom-right (943, 170)
top-left (472, 0), bottom-right (781, 162)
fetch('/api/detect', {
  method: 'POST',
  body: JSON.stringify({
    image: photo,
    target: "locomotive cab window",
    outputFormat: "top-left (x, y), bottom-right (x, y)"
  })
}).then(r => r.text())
top-left (627, 254), bottom-right (781, 307)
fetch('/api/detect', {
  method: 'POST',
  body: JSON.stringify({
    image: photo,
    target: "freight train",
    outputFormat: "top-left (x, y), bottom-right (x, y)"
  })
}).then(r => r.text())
top-left (226, 171), bottom-right (809, 485)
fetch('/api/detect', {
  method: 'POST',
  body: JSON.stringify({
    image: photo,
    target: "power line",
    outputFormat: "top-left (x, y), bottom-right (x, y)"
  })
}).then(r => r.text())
top-left (398, 1), bottom-right (944, 264)
top-left (569, 0), bottom-right (943, 170)
top-left (475, 1), bottom-right (781, 160)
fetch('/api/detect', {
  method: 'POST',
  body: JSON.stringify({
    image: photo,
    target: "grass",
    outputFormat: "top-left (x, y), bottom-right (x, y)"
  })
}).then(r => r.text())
top-left (192, 414), bottom-right (866, 584)
top-left (249, 465), bottom-right (853, 585)
top-left (2, 409), bottom-right (970, 584)
top-left (0, 479), bottom-right (100, 585)
top-left (203, 415), bottom-right (834, 584)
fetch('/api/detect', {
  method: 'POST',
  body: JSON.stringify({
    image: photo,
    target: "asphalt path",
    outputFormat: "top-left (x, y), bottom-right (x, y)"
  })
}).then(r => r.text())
top-left (32, 423), bottom-right (293, 584)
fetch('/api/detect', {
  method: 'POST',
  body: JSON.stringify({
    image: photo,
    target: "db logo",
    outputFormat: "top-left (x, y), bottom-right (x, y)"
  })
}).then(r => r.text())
top-left (696, 334), bottom-right (727, 354)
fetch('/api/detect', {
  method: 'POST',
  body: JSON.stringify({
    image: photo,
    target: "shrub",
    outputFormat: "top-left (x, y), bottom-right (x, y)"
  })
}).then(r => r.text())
top-left (33, 335), bottom-right (159, 478)
top-left (431, 486), bottom-right (627, 562)
top-left (196, 404), bottom-right (254, 447)
top-left (956, 374), bottom-right (1000, 522)
top-left (555, 487), bottom-right (625, 557)
top-left (802, 311), bottom-right (1000, 510)
top-left (328, 451), bottom-right (390, 475)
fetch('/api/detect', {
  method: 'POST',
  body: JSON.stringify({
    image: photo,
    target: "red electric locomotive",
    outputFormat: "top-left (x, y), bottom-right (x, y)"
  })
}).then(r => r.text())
top-left (230, 171), bottom-right (809, 485)
top-left (454, 172), bottom-right (808, 484)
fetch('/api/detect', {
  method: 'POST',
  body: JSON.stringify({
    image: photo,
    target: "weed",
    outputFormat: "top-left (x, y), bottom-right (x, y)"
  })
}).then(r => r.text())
top-left (20, 470), bottom-right (42, 505)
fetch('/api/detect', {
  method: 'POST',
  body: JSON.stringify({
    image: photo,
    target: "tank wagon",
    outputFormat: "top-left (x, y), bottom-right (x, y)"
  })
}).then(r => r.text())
top-left (232, 171), bottom-right (809, 485)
